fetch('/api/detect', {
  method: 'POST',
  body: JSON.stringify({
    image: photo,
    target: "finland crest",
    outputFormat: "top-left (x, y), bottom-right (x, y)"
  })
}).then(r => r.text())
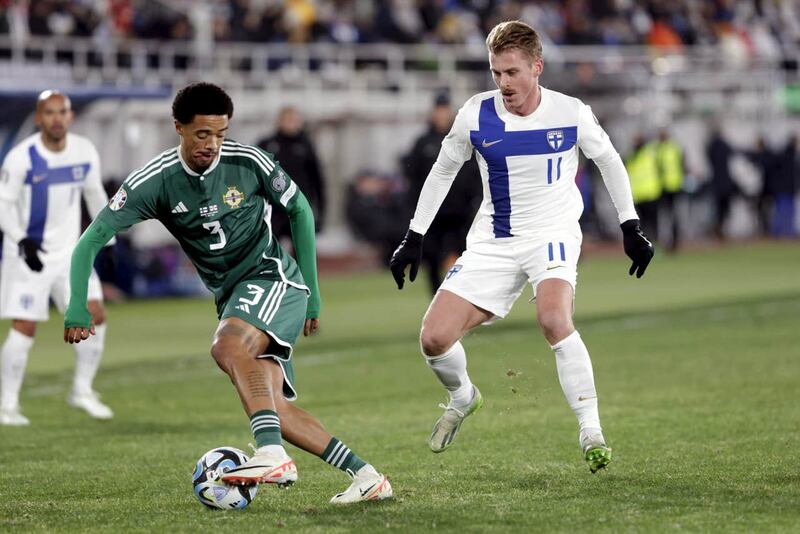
top-left (546, 130), bottom-right (564, 151)
top-left (223, 186), bottom-right (244, 209)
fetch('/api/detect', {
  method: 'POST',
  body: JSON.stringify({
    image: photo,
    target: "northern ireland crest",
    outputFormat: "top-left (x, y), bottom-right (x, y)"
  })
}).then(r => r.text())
top-left (223, 186), bottom-right (244, 209)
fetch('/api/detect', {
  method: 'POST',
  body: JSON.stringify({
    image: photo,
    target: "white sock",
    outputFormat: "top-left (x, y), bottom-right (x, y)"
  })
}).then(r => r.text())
top-left (425, 340), bottom-right (474, 407)
top-left (1, 329), bottom-right (34, 410)
top-left (256, 444), bottom-right (286, 457)
top-left (551, 331), bottom-right (601, 431)
top-left (72, 323), bottom-right (106, 395)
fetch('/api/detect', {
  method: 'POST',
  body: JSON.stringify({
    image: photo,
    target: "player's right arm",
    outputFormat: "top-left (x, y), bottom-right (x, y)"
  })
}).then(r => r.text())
top-left (390, 102), bottom-right (473, 289)
top-left (64, 175), bottom-right (162, 343)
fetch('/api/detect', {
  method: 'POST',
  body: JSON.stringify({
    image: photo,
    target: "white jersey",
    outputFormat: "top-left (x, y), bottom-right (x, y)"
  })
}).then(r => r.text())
top-left (414, 87), bottom-right (628, 244)
top-left (0, 132), bottom-right (108, 264)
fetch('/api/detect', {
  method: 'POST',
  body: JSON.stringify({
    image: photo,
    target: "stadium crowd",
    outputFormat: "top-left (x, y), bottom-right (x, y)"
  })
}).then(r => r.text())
top-left (0, 1), bottom-right (798, 57)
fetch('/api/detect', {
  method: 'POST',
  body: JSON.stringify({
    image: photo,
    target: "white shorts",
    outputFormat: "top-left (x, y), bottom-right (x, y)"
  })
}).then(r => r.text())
top-left (439, 234), bottom-right (581, 321)
top-left (0, 253), bottom-right (102, 322)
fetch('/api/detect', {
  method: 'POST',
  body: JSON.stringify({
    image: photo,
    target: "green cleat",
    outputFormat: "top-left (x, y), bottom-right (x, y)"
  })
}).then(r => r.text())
top-left (580, 429), bottom-right (611, 473)
top-left (584, 445), bottom-right (612, 473)
top-left (428, 386), bottom-right (483, 453)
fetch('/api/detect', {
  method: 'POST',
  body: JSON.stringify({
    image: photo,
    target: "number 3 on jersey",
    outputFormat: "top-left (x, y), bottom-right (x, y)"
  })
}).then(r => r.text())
top-left (203, 221), bottom-right (227, 250)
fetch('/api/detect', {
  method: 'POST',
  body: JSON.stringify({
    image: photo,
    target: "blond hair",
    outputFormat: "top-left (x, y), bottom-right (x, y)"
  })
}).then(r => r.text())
top-left (486, 21), bottom-right (542, 62)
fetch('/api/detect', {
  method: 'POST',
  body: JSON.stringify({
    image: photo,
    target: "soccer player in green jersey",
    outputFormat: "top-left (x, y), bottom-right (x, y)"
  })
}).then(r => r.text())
top-left (62, 83), bottom-right (392, 504)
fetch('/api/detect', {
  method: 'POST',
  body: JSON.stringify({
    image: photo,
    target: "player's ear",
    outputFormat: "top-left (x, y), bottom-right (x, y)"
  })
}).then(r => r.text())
top-left (175, 120), bottom-right (183, 136)
top-left (533, 57), bottom-right (544, 77)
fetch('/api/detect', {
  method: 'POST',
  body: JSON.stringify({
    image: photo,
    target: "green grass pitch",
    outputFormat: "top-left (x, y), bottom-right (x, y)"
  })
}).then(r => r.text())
top-left (1, 241), bottom-right (799, 532)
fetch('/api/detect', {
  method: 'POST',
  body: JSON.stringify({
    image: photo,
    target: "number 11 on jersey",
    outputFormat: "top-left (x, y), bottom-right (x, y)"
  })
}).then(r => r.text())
top-left (547, 156), bottom-right (562, 184)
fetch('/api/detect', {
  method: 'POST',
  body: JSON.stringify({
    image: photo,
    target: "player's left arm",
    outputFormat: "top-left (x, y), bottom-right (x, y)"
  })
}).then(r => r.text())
top-left (577, 103), bottom-right (654, 277)
top-left (254, 151), bottom-right (321, 335)
top-left (285, 189), bottom-right (320, 336)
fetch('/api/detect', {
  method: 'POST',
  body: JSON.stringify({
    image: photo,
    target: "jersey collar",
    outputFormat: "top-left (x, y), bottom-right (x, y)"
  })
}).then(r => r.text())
top-left (177, 145), bottom-right (222, 177)
top-left (493, 86), bottom-right (549, 127)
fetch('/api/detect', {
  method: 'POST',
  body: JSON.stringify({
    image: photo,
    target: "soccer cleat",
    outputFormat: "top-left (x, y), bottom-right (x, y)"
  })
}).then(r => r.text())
top-left (221, 447), bottom-right (298, 488)
top-left (330, 464), bottom-right (393, 504)
top-left (68, 390), bottom-right (114, 419)
top-left (0, 407), bottom-right (30, 426)
top-left (428, 386), bottom-right (483, 453)
top-left (580, 429), bottom-right (612, 473)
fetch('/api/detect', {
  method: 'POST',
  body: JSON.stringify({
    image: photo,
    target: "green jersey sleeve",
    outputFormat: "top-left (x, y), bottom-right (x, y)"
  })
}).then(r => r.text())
top-left (97, 164), bottom-right (165, 232)
top-left (245, 144), bottom-right (320, 318)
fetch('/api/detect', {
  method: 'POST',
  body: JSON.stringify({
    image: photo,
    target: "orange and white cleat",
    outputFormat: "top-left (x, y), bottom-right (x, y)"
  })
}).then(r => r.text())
top-left (220, 446), bottom-right (298, 488)
top-left (329, 465), bottom-right (393, 504)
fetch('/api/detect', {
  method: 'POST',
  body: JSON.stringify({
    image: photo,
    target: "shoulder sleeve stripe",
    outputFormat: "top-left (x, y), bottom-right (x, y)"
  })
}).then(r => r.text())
top-left (223, 141), bottom-right (276, 172)
top-left (124, 148), bottom-right (178, 185)
top-left (279, 181), bottom-right (297, 207)
top-left (129, 156), bottom-right (180, 190)
top-left (220, 149), bottom-right (275, 176)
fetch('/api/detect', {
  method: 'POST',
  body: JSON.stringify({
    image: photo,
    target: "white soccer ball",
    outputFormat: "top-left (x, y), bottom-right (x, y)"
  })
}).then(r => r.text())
top-left (192, 446), bottom-right (258, 510)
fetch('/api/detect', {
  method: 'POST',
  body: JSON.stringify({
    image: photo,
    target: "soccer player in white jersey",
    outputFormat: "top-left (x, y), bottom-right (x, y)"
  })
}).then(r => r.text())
top-left (0, 90), bottom-right (113, 425)
top-left (390, 21), bottom-right (654, 472)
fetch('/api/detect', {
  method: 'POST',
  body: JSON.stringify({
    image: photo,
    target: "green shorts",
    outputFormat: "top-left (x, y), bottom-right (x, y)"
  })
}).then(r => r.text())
top-left (219, 277), bottom-right (309, 401)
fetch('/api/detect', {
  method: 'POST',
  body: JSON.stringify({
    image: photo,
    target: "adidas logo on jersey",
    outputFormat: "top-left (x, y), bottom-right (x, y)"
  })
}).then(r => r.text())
top-left (171, 201), bottom-right (188, 213)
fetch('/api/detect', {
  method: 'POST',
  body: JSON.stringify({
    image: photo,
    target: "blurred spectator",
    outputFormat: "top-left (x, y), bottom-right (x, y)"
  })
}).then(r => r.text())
top-left (706, 126), bottom-right (740, 240)
top-left (257, 106), bottom-right (327, 241)
top-left (346, 170), bottom-right (406, 265)
top-left (401, 92), bottom-right (481, 295)
top-left (772, 134), bottom-right (798, 237)
top-left (743, 136), bottom-right (779, 236)
top-left (626, 134), bottom-right (662, 242)
top-left (655, 129), bottom-right (685, 251)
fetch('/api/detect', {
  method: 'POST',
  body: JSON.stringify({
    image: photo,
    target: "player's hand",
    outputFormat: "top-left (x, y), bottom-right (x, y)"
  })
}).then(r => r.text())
top-left (64, 323), bottom-right (95, 344)
top-left (19, 237), bottom-right (45, 272)
top-left (389, 229), bottom-right (423, 289)
top-left (621, 219), bottom-right (654, 278)
top-left (304, 318), bottom-right (319, 337)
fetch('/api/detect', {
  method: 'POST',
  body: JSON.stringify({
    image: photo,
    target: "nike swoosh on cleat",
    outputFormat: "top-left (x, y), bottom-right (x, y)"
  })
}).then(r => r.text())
top-left (360, 482), bottom-right (377, 497)
top-left (578, 395), bottom-right (597, 401)
top-left (481, 139), bottom-right (503, 148)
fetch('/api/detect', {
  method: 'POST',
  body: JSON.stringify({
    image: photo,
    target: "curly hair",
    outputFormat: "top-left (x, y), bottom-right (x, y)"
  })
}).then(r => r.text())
top-left (172, 83), bottom-right (234, 125)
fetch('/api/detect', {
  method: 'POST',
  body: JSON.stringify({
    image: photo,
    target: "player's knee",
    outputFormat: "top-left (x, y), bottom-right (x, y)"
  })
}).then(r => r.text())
top-left (11, 320), bottom-right (36, 338)
top-left (88, 302), bottom-right (107, 326)
top-left (419, 325), bottom-right (455, 357)
top-left (210, 336), bottom-right (246, 374)
top-left (537, 309), bottom-right (572, 344)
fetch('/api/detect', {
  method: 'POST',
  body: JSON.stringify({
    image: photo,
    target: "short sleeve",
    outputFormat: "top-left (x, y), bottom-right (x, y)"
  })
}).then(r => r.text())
top-left (0, 147), bottom-right (28, 201)
top-left (96, 178), bottom-right (160, 232)
top-left (440, 104), bottom-right (474, 164)
top-left (577, 103), bottom-right (615, 160)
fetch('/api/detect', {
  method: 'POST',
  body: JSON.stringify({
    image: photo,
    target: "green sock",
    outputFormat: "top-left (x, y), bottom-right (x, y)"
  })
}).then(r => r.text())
top-left (250, 409), bottom-right (282, 448)
top-left (320, 437), bottom-right (367, 473)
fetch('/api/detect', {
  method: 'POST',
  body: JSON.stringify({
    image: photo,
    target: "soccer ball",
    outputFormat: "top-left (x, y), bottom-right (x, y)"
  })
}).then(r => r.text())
top-left (192, 447), bottom-right (258, 510)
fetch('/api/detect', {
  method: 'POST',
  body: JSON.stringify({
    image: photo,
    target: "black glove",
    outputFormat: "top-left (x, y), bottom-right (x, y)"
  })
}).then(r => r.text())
top-left (621, 219), bottom-right (654, 278)
top-left (18, 237), bottom-right (45, 272)
top-left (389, 229), bottom-right (423, 289)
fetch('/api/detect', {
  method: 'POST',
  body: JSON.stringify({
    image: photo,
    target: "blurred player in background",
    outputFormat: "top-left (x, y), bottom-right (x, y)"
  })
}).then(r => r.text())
top-left (0, 90), bottom-right (113, 425)
top-left (63, 83), bottom-right (391, 504)
top-left (390, 21), bottom-right (654, 473)
top-left (402, 92), bottom-right (481, 295)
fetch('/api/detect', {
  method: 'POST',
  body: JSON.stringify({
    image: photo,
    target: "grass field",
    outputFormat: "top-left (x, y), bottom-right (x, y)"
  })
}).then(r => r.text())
top-left (1, 241), bottom-right (799, 532)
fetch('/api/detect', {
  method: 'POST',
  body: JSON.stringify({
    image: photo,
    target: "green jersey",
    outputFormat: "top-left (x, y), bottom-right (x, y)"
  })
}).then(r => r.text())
top-left (98, 139), bottom-right (314, 310)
